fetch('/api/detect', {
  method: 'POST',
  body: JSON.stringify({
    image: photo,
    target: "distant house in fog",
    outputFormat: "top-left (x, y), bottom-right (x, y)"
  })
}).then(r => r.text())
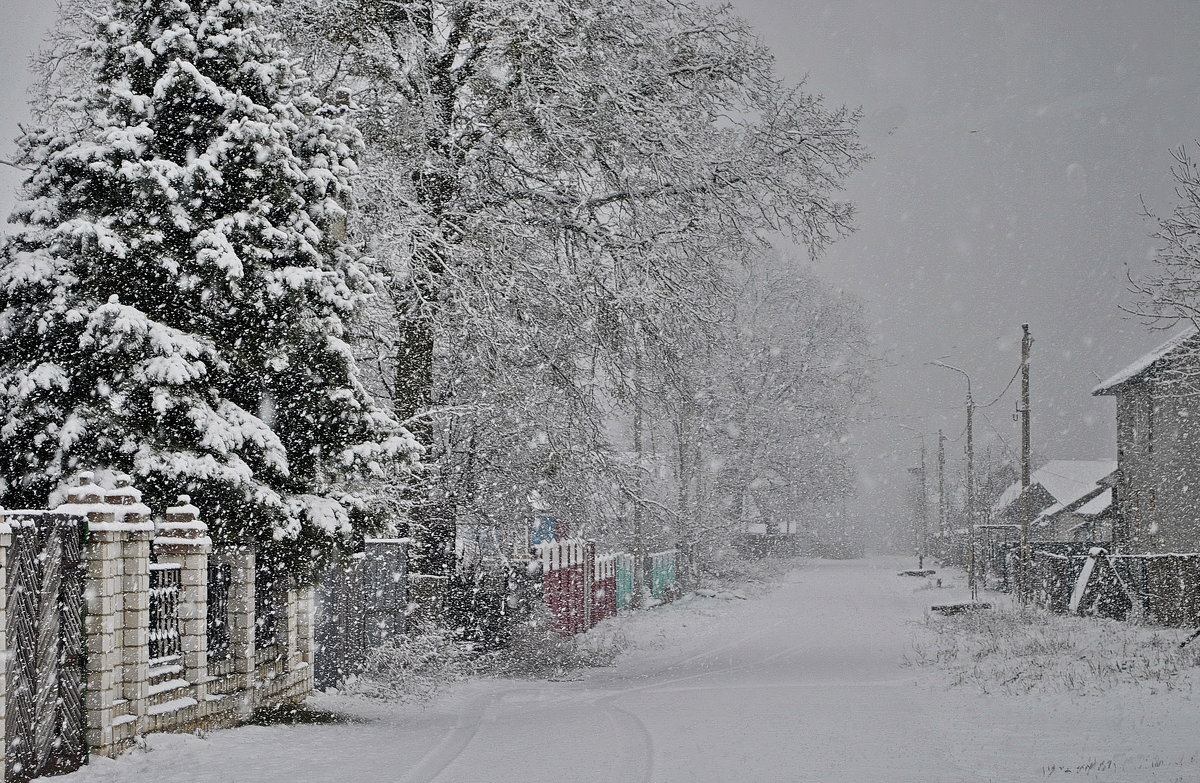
top-left (990, 460), bottom-right (1116, 542)
top-left (1093, 326), bottom-right (1200, 553)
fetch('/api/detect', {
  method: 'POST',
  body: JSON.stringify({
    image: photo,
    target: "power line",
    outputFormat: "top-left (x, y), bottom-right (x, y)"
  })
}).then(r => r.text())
top-left (978, 409), bottom-right (1018, 462)
top-left (977, 362), bottom-right (1023, 409)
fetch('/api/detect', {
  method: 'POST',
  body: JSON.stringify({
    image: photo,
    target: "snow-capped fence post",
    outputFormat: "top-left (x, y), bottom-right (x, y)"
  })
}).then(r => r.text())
top-left (226, 547), bottom-right (258, 685)
top-left (153, 497), bottom-right (211, 702)
top-left (294, 575), bottom-right (316, 674)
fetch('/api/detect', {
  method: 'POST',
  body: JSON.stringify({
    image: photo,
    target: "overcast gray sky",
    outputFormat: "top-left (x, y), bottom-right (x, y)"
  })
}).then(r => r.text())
top-left (3, 1), bottom-right (1200, 537)
top-left (725, 0), bottom-right (1200, 534)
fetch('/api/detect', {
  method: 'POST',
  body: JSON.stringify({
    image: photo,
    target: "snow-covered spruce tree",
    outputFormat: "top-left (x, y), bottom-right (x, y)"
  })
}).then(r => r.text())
top-left (0, 0), bottom-right (418, 567)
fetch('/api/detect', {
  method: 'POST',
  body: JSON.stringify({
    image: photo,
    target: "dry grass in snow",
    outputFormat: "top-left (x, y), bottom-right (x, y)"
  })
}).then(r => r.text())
top-left (907, 604), bottom-right (1200, 695)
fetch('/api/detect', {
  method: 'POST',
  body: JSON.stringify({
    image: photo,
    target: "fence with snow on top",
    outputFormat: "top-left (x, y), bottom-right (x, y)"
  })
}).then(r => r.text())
top-left (1020, 547), bottom-right (1200, 626)
top-left (0, 474), bottom-right (314, 782)
top-left (537, 538), bottom-right (593, 635)
top-left (536, 541), bottom-right (689, 636)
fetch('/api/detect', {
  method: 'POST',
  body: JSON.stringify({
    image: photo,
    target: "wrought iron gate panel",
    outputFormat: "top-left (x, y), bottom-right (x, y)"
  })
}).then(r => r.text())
top-left (32, 524), bottom-right (63, 773)
top-left (5, 512), bottom-right (86, 783)
top-left (315, 539), bottom-right (408, 689)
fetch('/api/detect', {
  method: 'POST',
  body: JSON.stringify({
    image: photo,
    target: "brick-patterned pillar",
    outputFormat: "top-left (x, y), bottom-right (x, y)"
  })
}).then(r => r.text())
top-left (284, 585), bottom-right (298, 672)
top-left (226, 547), bottom-right (256, 681)
top-left (55, 473), bottom-right (148, 754)
top-left (295, 586), bottom-right (315, 667)
top-left (62, 474), bottom-right (120, 753)
top-left (108, 477), bottom-right (153, 735)
top-left (154, 496), bottom-right (211, 700)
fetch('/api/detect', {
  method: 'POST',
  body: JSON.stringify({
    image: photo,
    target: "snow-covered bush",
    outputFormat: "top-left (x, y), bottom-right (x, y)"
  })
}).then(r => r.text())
top-left (473, 610), bottom-right (627, 680)
top-left (343, 631), bottom-right (472, 702)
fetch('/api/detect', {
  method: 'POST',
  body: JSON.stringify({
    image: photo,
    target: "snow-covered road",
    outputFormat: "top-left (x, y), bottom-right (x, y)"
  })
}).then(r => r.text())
top-left (60, 557), bottom-right (1200, 783)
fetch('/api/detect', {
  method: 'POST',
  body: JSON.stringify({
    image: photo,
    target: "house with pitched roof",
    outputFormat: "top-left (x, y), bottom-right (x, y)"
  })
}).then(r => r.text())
top-left (990, 460), bottom-right (1116, 542)
top-left (1093, 326), bottom-right (1200, 553)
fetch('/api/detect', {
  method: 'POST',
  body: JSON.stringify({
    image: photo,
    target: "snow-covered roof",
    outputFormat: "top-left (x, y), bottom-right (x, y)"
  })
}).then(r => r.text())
top-left (992, 459), bottom-right (1116, 514)
top-left (1075, 487), bottom-right (1113, 517)
top-left (1034, 501), bottom-right (1064, 523)
top-left (1092, 326), bottom-right (1198, 395)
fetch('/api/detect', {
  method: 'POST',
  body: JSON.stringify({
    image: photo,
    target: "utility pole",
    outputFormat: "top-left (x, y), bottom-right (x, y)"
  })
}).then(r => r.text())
top-left (966, 389), bottom-right (976, 599)
top-left (929, 360), bottom-right (977, 599)
top-left (1018, 323), bottom-right (1033, 603)
top-left (908, 444), bottom-right (928, 568)
top-left (937, 429), bottom-right (946, 557)
top-left (919, 442), bottom-right (928, 568)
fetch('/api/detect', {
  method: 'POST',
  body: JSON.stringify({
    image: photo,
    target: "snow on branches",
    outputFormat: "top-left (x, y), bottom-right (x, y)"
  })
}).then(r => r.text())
top-left (0, 0), bottom-right (418, 563)
top-left (278, 0), bottom-right (868, 557)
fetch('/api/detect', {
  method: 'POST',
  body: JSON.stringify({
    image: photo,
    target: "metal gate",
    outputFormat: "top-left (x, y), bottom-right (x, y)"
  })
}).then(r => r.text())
top-left (5, 512), bottom-right (87, 782)
top-left (314, 539), bottom-right (408, 689)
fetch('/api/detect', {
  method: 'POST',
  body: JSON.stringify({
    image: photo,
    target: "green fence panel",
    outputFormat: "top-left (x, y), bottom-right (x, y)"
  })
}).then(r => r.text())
top-left (650, 551), bottom-right (678, 600)
top-left (616, 554), bottom-right (635, 610)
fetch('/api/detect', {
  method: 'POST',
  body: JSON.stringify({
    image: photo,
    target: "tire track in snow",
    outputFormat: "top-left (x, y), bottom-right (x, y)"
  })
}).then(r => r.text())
top-left (575, 617), bottom-right (793, 783)
top-left (599, 702), bottom-right (657, 783)
top-left (396, 594), bottom-right (802, 782)
top-left (395, 690), bottom-right (496, 783)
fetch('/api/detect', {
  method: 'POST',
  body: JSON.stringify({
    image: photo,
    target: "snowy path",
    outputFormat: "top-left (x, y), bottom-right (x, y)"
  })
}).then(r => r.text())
top-left (59, 557), bottom-right (1200, 783)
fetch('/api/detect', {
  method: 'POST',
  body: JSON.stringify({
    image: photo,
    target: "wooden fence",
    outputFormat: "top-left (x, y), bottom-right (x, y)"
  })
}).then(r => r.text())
top-left (536, 541), bottom-right (686, 636)
top-left (1029, 548), bottom-right (1200, 626)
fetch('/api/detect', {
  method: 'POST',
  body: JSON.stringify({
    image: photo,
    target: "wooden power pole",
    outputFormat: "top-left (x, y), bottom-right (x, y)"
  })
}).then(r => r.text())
top-left (1018, 323), bottom-right (1033, 603)
top-left (937, 429), bottom-right (946, 554)
top-left (966, 391), bottom-right (976, 599)
top-left (911, 443), bottom-right (928, 567)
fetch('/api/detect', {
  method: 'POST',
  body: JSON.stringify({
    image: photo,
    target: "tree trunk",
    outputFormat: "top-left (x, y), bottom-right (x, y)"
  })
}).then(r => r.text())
top-left (393, 301), bottom-right (454, 578)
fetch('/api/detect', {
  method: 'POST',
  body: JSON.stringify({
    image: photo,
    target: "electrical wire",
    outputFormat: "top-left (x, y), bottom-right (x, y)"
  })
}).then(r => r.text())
top-left (976, 361), bottom-right (1024, 409)
top-left (978, 409), bottom-right (1019, 462)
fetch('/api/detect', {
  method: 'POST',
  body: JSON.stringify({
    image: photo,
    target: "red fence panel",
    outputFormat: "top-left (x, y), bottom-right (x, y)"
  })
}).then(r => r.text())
top-left (537, 539), bottom-right (597, 636)
top-left (592, 554), bottom-right (619, 625)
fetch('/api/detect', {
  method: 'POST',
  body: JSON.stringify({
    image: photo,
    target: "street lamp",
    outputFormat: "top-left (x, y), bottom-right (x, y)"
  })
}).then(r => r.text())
top-left (928, 360), bottom-right (977, 600)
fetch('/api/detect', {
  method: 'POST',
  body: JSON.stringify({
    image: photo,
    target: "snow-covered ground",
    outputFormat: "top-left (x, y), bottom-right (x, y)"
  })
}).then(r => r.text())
top-left (52, 557), bottom-right (1200, 783)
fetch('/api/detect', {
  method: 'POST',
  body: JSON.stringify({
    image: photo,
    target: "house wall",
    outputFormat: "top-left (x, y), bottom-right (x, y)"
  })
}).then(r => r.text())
top-left (1067, 513), bottom-right (1114, 542)
top-left (1116, 382), bottom-right (1200, 553)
